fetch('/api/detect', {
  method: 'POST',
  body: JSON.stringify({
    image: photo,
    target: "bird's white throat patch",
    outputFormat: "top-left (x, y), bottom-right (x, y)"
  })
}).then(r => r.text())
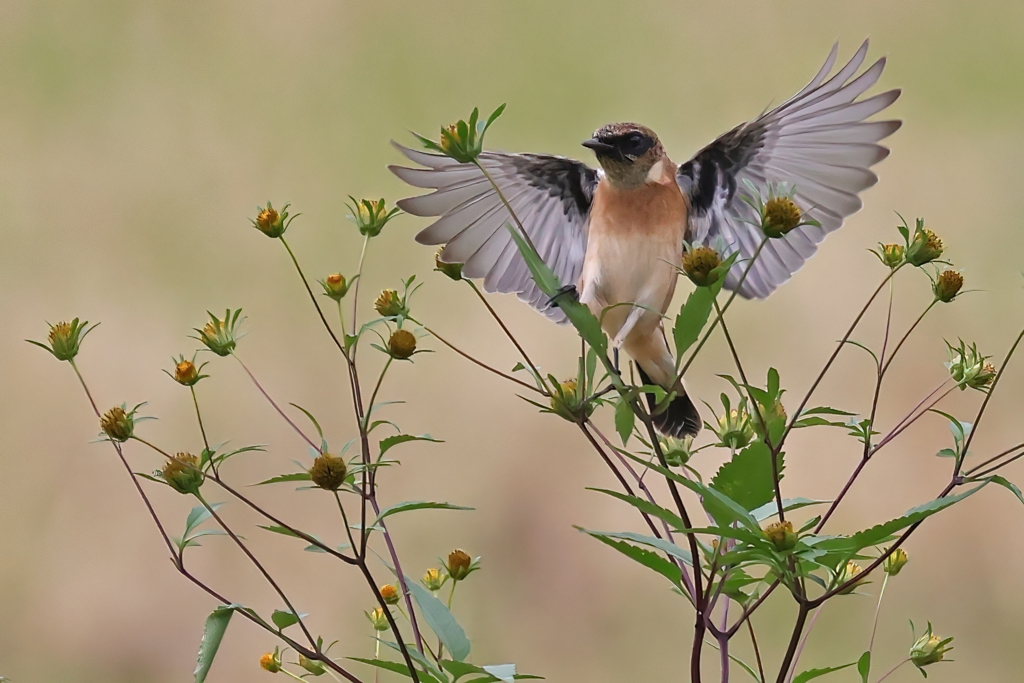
top-left (646, 158), bottom-right (666, 184)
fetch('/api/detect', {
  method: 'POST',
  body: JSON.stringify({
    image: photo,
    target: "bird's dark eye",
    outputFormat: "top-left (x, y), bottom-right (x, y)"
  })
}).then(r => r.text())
top-left (623, 132), bottom-right (648, 154)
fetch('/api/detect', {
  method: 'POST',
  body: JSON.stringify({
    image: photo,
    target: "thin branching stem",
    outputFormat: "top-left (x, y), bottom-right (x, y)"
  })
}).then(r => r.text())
top-left (879, 300), bottom-right (936, 378)
top-left (868, 573), bottom-right (890, 658)
top-left (350, 234), bottom-right (371, 338)
top-left (233, 354), bottom-right (319, 451)
top-left (426, 326), bottom-right (544, 394)
top-left (280, 237), bottom-right (346, 355)
top-left (775, 603), bottom-right (810, 683)
top-left (786, 605), bottom-right (823, 683)
top-left (191, 386), bottom-right (211, 455)
top-left (747, 619), bottom-right (766, 683)
top-left (875, 659), bottom-right (909, 682)
top-left (467, 280), bottom-right (551, 395)
top-left (965, 442), bottom-right (1024, 477)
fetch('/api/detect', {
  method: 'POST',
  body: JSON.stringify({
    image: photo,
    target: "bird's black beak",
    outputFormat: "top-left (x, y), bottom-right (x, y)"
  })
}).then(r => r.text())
top-left (582, 137), bottom-right (617, 155)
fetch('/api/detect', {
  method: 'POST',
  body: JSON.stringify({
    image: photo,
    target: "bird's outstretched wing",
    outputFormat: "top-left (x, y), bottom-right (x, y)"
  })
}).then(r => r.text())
top-left (390, 143), bottom-right (598, 321)
top-left (677, 40), bottom-right (901, 299)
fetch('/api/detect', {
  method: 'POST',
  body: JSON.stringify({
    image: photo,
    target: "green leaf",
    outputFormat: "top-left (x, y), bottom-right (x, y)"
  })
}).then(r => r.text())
top-left (578, 528), bottom-right (682, 587)
top-left (857, 651), bottom-right (871, 683)
top-left (581, 529), bottom-right (692, 565)
top-left (818, 484), bottom-right (987, 554)
top-left (588, 488), bottom-right (686, 531)
top-left (379, 434), bottom-right (443, 457)
top-left (792, 662), bottom-right (856, 683)
top-left (710, 442), bottom-right (781, 512)
top-left (271, 609), bottom-right (302, 630)
top-left (289, 403), bottom-right (324, 442)
top-left (184, 503), bottom-right (223, 538)
top-left (750, 498), bottom-right (829, 522)
top-left (254, 472), bottom-right (312, 486)
top-left (614, 398), bottom-right (635, 445)
top-left (257, 524), bottom-right (302, 538)
top-left (349, 657), bottom-right (443, 683)
top-left (194, 606), bottom-right (233, 683)
top-left (987, 475), bottom-right (1024, 506)
top-left (405, 576), bottom-right (471, 661)
top-left (372, 501), bottom-right (473, 527)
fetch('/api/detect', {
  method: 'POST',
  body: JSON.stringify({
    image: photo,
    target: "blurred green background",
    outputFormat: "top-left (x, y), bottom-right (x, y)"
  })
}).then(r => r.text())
top-left (3, 1), bottom-right (1024, 681)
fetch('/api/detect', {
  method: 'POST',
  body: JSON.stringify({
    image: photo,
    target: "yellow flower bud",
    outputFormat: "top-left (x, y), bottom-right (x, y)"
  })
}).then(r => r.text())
top-left (260, 650), bottom-right (282, 673)
top-left (162, 452), bottom-right (204, 495)
top-left (717, 408), bottom-right (755, 450)
top-left (388, 329), bottom-right (417, 359)
top-left (910, 623), bottom-right (953, 670)
top-left (836, 560), bottom-right (864, 594)
top-left (366, 607), bottom-right (390, 632)
top-left (320, 273), bottom-right (349, 301)
top-left (379, 584), bottom-right (400, 605)
top-left (253, 202), bottom-right (291, 239)
top-left (28, 318), bottom-right (97, 362)
top-left (763, 520), bottom-right (797, 552)
top-left (946, 340), bottom-right (996, 391)
top-left (347, 197), bottom-right (398, 237)
top-left (549, 378), bottom-right (593, 422)
top-left (194, 309), bottom-right (244, 357)
top-left (682, 245), bottom-right (723, 287)
top-left (375, 289), bottom-right (407, 318)
top-left (883, 547), bottom-right (909, 576)
top-left (932, 270), bottom-right (963, 303)
top-left (762, 196), bottom-right (802, 238)
top-left (880, 243), bottom-right (905, 268)
top-left (421, 567), bottom-right (445, 592)
top-left (309, 454), bottom-right (347, 491)
top-left (446, 549), bottom-right (472, 581)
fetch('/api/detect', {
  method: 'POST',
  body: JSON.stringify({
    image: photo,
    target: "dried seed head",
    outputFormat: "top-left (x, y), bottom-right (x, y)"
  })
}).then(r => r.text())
top-left (388, 329), bottom-right (417, 359)
top-left (933, 270), bottom-right (963, 303)
top-left (309, 453), bottom-right (347, 491)
top-left (682, 245), bottom-right (723, 287)
top-left (100, 406), bottom-right (134, 442)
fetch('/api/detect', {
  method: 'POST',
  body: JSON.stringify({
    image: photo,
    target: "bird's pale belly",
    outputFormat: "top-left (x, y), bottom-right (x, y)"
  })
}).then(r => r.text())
top-left (578, 225), bottom-right (682, 346)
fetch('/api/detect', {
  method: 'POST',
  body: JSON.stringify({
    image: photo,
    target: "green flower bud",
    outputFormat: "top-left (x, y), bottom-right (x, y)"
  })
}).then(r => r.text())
top-left (252, 202), bottom-right (292, 239)
top-left (549, 378), bottom-right (593, 422)
top-left (879, 243), bottom-right (905, 268)
top-left (910, 623), bottom-right (953, 670)
top-left (27, 318), bottom-right (98, 362)
top-left (682, 246), bottom-right (722, 287)
top-left (717, 407), bottom-right (755, 450)
top-left (374, 289), bottom-right (408, 318)
top-left (309, 453), bottom-right (347, 491)
top-left (347, 197), bottom-right (399, 238)
top-left (836, 560), bottom-right (864, 594)
top-left (297, 654), bottom-right (326, 676)
top-left (659, 435), bottom-right (694, 467)
top-left (906, 225), bottom-right (943, 266)
top-left (162, 452), bottom-right (204, 495)
top-left (320, 273), bottom-right (349, 301)
top-left (763, 520), bottom-right (797, 551)
top-left (945, 340), bottom-right (996, 391)
top-left (435, 248), bottom-right (464, 281)
top-left (366, 607), bottom-right (390, 632)
top-left (883, 547), bottom-right (909, 576)
top-left (193, 309), bottom-right (245, 357)
top-left (421, 567), bottom-right (445, 592)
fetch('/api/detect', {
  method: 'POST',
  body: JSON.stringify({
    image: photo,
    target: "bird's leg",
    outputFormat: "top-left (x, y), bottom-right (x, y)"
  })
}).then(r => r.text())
top-left (546, 284), bottom-right (579, 308)
top-left (613, 348), bottom-right (620, 375)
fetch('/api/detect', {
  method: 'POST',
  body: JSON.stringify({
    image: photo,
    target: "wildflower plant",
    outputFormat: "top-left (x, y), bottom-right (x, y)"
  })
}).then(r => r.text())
top-left (32, 105), bottom-right (1024, 683)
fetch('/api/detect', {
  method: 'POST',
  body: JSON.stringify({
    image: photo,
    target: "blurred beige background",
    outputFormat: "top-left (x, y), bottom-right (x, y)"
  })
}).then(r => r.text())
top-left (3, 1), bottom-right (1024, 681)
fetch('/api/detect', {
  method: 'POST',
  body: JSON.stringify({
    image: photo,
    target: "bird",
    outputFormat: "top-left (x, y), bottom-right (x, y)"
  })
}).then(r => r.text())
top-left (389, 41), bottom-right (900, 438)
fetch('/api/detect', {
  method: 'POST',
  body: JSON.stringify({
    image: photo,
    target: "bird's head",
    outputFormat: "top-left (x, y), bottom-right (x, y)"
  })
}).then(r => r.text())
top-left (583, 123), bottom-right (664, 189)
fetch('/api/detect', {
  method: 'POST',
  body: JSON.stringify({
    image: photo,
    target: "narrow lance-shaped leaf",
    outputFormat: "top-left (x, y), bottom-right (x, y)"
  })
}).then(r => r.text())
top-left (578, 528), bottom-right (682, 588)
top-left (404, 576), bottom-right (472, 662)
top-left (792, 662), bottom-right (857, 683)
top-left (194, 606), bottom-right (233, 683)
top-left (614, 397), bottom-right (635, 445)
top-left (372, 501), bottom-right (474, 527)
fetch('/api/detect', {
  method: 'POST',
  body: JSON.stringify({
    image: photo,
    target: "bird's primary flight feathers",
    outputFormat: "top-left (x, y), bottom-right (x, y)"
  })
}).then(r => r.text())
top-left (390, 40), bottom-right (900, 316)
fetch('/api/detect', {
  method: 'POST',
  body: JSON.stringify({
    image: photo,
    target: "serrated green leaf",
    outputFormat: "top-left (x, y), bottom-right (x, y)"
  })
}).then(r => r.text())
top-left (614, 398), bottom-right (635, 445)
top-left (579, 528), bottom-right (682, 587)
top-left (710, 442), bottom-right (781, 511)
top-left (987, 475), bottom-right (1024, 506)
top-left (372, 501), bottom-right (473, 527)
top-left (792, 662), bottom-right (856, 683)
top-left (379, 434), bottom-right (443, 457)
top-left (671, 255), bottom-right (733, 361)
top-left (750, 498), bottom-right (829, 522)
top-left (405, 576), bottom-right (471, 661)
top-left (194, 606), bottom-right (233, 682)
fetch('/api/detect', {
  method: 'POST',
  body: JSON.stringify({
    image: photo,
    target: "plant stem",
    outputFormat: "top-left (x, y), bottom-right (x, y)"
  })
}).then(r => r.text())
top-left (875, 658), bottom-right (909, 682)
top-left (351, 234), bottom-right (371, 337)
top-left (280, 237), bottom-right (346, 354)
top-left (233, 354), bottom-right (319, 451)
top-left (879, 300), bottom-right (936, 378)
top-left (426, 326), bottom-right (544, 394)
top-left (746, 619), bottom-right (766, 683)
top-left (786, 606), bottom-right (823, 683)
top-left (363, 357), bottom-right (393, 430)
top-left (868, 573), bottom-right (890, 657)
top-left (191, 386), bottom-right (211, 454)
top-left (775, 604), bottom-right (810, 683)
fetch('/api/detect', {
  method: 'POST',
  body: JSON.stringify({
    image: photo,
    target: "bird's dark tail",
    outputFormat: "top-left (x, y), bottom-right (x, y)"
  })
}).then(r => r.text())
top-left (637, 366), bottom-right (701, 438)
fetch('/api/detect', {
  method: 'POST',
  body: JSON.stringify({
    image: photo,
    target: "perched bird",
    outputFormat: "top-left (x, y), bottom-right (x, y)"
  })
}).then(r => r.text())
top-left (390, 41), bottom-right (900, 437)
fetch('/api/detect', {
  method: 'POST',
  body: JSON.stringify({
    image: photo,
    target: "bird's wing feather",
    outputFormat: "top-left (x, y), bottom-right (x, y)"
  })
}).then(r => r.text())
top-left (677, 40), bottom-right (901, 299)
top-left (391, 143), bottom-right (598, 321)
